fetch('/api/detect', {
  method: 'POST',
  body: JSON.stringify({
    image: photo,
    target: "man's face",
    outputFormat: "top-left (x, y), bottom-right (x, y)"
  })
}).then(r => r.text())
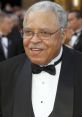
top-left (23, 10), bottom-right (62, 65)
top-left (2, 17), bottom-right (13, 34)
top-left (68, 12), bottom-right (82, 31)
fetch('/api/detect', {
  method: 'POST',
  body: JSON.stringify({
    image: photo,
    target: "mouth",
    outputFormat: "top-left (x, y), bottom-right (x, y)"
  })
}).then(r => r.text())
top-left (30, 48), bottom-right (44, 55)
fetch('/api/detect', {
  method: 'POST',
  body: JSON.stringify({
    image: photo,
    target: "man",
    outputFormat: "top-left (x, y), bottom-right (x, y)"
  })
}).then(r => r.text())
top-left (0, 12), bottom-right (24, 61)
top-left (0, 1), bottom-right (82, 117)
top-left (67, 10), bottom-right (82, 51)
top-left (0, 12), bottom-right (13, 61)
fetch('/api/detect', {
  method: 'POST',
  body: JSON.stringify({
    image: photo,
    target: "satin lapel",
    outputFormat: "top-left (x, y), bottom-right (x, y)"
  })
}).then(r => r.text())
top-left (13, 59), bottom-right (34, 117)
top-left (50, 46), bottom-right (74, 117)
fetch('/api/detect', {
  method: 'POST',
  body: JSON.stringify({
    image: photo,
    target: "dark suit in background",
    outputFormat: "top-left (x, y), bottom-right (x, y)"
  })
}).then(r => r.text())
top-left (7, 26), bottom-right (24, 57)
top-left (73, 31), bottom-right (82, 52)
top-left (0, 46), bottom-right (82, 117)
top-left (0, 26), bottom-right (24, 62)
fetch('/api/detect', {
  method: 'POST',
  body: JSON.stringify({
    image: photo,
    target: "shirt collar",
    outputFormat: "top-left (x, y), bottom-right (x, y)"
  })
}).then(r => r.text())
top-left (74, 28), bottom-right (82, 35)
top-left (48, 46), bottom-right (63, 66)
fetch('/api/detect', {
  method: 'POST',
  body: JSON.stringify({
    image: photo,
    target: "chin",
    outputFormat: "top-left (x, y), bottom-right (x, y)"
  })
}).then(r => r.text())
top-left (31, 58), bottom-right (49, 65)
top-left (30, 58), bottom-right (45, 65)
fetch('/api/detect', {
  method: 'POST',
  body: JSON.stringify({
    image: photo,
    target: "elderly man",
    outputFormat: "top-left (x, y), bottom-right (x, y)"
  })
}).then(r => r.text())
top-left (0, 1), bottom-right (82, 117)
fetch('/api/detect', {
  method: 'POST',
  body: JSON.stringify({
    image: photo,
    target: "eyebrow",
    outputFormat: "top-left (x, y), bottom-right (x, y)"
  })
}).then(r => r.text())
top-left (23, 27), bottom-right (54, 32)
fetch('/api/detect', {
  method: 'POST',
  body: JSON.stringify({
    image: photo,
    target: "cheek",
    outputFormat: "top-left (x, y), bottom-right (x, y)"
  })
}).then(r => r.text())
top-left (45, 41), bottom-right (56, 56)
top-left (49, 38), bottom-right (61, 54)
top-left (23, 39), bottom-right (30, 47)
top-left (73, 20), bottom-right (77, 25)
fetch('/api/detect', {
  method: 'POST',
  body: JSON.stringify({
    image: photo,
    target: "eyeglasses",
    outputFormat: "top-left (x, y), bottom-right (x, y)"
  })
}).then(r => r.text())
top-left (22, 28), bottom-right (61, 40)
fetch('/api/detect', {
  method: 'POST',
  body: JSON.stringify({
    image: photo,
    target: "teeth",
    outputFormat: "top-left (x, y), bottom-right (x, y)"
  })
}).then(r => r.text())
top-left (31, 48), bottom-right (41, 51)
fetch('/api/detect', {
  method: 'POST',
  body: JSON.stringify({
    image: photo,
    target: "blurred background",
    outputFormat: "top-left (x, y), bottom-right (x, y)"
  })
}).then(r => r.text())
top-left (0, 0), bottom-right (82, 11)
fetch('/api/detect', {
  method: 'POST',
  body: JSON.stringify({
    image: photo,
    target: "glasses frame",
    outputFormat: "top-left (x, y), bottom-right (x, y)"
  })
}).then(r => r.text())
top-left (22, 27), bottom-right (62, 40)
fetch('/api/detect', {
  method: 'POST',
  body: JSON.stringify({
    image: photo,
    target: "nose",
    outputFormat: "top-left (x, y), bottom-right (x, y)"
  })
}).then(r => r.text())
top-left (31, 33), bottom-right (42, 43)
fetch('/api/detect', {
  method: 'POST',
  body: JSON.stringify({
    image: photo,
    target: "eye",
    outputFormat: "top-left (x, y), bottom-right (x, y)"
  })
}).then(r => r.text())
top-left (25, 31), bottom-right (33, 35)
top-left (40, 31), bottom-right (50, 37)
top-left (41, 31), bottom-right (48, 34)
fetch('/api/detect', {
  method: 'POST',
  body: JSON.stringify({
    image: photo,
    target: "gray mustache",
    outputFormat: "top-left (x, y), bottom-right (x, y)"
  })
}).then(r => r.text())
top-left (28, 44), bottom-right (44, 49)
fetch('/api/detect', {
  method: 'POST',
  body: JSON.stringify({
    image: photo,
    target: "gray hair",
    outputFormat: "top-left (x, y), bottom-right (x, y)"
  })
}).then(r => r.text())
top-left (23, 1), bottom-right (67, 28)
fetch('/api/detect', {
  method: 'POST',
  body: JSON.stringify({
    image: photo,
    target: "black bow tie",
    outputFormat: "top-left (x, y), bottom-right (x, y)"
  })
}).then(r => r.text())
top-left (73, 32), bottom-right (78, 36)
top-left (32, 56), bottom-right (62, 75)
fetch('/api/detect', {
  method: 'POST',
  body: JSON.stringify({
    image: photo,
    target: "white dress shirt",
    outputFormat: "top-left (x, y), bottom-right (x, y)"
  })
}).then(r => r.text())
top-left (32, 47), bottom-right (63, 117)
top-left (1, 36), bottom-right (8, 58)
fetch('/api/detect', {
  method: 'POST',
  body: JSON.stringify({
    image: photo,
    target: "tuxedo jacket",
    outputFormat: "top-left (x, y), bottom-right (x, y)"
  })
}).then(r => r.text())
top-left (0, 45), bottom-right (82, 117)
top-left (73, 31), bottom-right (82, 52)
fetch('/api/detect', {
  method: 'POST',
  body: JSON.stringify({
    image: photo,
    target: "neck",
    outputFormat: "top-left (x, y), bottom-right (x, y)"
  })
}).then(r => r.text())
top-left (41, 46), bottom-right (63, 67)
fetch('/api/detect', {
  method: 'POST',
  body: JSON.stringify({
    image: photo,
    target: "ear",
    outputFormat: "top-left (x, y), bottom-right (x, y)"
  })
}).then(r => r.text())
top-left (61, 28), bottom-right (66, 43)
top-left (79, 18), bottom-right (82, 24)
top-left (62, 27), bottom-right (73, 44)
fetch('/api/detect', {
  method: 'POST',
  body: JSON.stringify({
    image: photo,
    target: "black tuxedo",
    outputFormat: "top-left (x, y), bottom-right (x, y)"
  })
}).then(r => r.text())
top-left (0, 45), bottom-right (82, 117)
top-left (73, 31), bottom-right (82, 52)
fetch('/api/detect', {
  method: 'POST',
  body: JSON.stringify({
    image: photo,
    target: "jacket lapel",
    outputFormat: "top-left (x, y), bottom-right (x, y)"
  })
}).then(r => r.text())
top-left (50, 46), bottom-right (74, 117)
top-left (13, 59), bottom-right (34, 117)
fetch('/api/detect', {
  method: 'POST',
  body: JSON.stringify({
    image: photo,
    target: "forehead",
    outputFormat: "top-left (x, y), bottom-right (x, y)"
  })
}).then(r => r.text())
top-left (68, 12), bottom-right (77, 19)
top-left (24, 10), bottom-right (59, 29)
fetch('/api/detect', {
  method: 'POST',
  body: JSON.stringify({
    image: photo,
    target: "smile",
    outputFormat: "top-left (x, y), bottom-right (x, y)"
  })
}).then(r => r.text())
top-left (30, 48), bottom-right (44, 55)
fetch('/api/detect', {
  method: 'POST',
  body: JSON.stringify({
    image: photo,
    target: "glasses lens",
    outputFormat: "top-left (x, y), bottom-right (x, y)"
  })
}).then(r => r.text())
top-left (23, 31), bottom-right (33, 39)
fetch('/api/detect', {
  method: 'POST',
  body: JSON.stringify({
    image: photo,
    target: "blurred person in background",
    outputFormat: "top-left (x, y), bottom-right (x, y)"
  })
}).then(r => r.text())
top-left (7, 13), bottom-right (24, 56)
top-left (0, 12), bottom-right (13, 61)
top-left (68, 10), bottom-right (82, 52)
top-left (0, 12), bottom-right (24, 61)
